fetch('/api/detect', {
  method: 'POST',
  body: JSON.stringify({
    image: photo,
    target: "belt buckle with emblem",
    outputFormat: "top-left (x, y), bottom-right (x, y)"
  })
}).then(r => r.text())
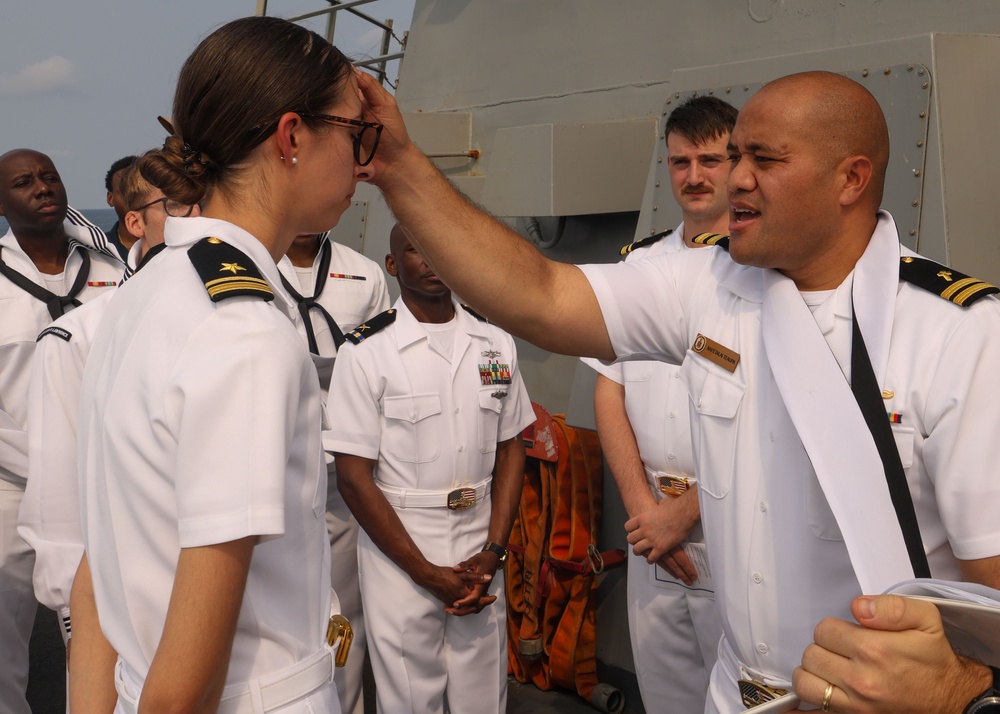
top-left (447, 487), bottom-right (477, 510)
top-left (738, 678), bottom-right (788, 709)
top-left (327, 614), bottom-right (354, 668)
top-left (658, 474), bottom-right (689, 498)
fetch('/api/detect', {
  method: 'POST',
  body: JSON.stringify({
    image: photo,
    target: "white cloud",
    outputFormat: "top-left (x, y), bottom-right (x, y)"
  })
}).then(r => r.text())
top-left (0, 56), bottom-right (77, 96)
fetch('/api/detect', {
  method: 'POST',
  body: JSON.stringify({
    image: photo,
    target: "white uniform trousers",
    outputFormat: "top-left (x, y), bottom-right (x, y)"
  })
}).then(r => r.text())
top-left (627, 546), bottom-right (722, 714)
top-left (326, 466), bottom-right (366, 714)
top-left (0, 480), bottom-right (34, 714)
top-left (358, 507), bottom-right (507, 714)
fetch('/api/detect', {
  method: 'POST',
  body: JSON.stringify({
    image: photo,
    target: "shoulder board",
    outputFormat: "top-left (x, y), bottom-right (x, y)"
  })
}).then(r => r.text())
top-left (187, 237), bottom-right (274, 303)
top-left (691, 232), bottom-right (730, 251)
top-left (899, 256), bottom-right (999, 307)
top-left (344, 309), bottom-right (396, 344)
top-left (461, 304), bottom-right (488, 322)
top-left (37, 326), bottom-right (72, 342)
top-left (620, 228), bottom-right (672, 256)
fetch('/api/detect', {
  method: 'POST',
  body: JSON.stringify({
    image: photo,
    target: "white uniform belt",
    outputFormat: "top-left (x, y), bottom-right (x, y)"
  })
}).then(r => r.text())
top-left (376, 475), bottom-right (492, 509)
top-left (114, 646), bottom-right (334, 714)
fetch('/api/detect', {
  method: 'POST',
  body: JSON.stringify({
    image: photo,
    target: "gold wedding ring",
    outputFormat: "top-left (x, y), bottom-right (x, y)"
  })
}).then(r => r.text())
top-left (821, 682), bottom-right (835, 712)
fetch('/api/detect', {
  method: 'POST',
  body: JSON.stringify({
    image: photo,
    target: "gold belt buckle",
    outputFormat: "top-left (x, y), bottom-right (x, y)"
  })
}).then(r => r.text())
top-left (327, 614), bottom-right (354, 668)
top-left (657, 474), bottom-right (689, 498)
top-left (738, 679), bottom-right (788, 709)
top-left (447, 487), bottom-right (477, 510)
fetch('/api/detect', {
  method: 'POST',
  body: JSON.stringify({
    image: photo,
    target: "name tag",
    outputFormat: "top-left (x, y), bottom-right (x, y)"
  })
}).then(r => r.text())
top-left (692, 333), bottom-right (740, 373)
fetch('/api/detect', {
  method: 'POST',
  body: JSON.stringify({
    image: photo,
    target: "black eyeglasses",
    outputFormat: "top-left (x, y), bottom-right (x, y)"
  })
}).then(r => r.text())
top-left (135, 196), bottom-right (196, 218)
top-left (298, 113), bottom-right (383, 167)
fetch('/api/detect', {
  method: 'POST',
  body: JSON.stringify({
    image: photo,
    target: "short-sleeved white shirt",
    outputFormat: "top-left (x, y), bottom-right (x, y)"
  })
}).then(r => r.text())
top-left (0, 222), bottom-right (122, 485)
top-left (579, 210), bottom-right (1000, 683)
top-left (325, 298), bottom-right (535, 491)
top-left (18, 241), bottom-right (146, 614)
top-left (79, 216), bottom-right (330, 685)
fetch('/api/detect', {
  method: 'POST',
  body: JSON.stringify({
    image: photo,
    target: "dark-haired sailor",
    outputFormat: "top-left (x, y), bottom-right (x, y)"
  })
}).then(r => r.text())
top-left (328, 224), bottom-right (534, 714)
top-left (582, 94), bottom-right (736, 713)
top-left (0, 148), bottom-right (122, 714)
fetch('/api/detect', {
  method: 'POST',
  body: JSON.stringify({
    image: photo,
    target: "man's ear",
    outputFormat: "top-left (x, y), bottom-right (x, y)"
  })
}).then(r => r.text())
top-left (124, 210), bottom-right (145, 240)
top-left (837, 155), bottom-right (874, 208)
top-left (106, 191), bottom-right (114, 208)
top-left (385, 253), bottom-right (397, 277)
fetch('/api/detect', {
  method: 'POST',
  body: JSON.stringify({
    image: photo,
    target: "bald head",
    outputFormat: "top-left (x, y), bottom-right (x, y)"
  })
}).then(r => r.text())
top-left (749, 71), bottom-right (890, 204)
top-left (0, 148), bottom-right (68, 237)
top-left (388, 222), bottom-right (409, 260)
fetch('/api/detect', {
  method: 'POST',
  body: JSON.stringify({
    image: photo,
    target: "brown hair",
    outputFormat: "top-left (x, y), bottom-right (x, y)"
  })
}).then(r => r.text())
top-left (665, 95), bottom-right (738, 147)
top-left (118, 162), bottom-right (156, 212)
top-left (139, 16), bottom-right (352, 205)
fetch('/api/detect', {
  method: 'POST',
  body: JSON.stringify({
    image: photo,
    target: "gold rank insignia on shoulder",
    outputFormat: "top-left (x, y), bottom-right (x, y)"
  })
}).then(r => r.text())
top-left (188, 237), bottom-right (274, 303)
top-left (691, 232), bottom-right (730, 251)
top-left (447, 487), bottom-right (477, 510)
top-left (620, 228), bottom-right (672, 256)
top-left (326, 614), bottom-right (353, 667)
top-left (344, 308), bottom-right (396, 344)
top-left (899, 255), bottom-right (999, 307)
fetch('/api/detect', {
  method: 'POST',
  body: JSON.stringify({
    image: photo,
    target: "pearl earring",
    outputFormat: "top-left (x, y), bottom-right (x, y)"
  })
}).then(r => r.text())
top-left (291, 157), bottom-right (298, 165)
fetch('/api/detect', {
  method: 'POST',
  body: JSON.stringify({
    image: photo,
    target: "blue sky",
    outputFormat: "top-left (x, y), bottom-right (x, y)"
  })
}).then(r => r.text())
top-left (0, 0), bottom-right (414, 209)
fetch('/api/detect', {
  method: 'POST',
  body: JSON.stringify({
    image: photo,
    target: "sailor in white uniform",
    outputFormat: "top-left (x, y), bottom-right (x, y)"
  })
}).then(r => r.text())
top-left (278, 231), bottom-right (390, 714)
top-left (356, 69), bottom-right (1000, 713)
top-left (327, 226), bottom-right (534, 714)
top-left (18, 165), bottom-right (192, 654)
top-left (581, 96), bottom-right (734, 713)
top-left (78, 217), bottom-right (339, 713)
top-left (0, 148), bottom-right (123, 714)
top-left (70, 16), bottom-right (377, 712)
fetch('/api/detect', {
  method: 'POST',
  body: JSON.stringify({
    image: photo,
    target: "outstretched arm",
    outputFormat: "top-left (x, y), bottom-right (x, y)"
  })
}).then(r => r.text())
top-left (356, 71), bottom-right (614, 360)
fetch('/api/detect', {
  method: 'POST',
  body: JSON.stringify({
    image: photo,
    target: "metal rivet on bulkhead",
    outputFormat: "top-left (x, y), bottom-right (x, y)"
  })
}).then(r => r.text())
top-left (862, 69), bottom-right (869, 77)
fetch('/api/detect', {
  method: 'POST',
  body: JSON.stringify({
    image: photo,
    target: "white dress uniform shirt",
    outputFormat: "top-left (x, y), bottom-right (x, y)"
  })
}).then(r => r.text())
top-left (582, 226), bottom-right (722, 713)
top-left (79, 217), bottom-right (338, 712)
top-left (326, 298), bottom-right (535, 714)
top-left (0, 212), bottom-right (122, 714)
top-left (277, 235), bottom-right (389, 714)
top-left (18, 241), bottom-right (143, 639)
top-left (578, 211), bottom-right (1000, 713)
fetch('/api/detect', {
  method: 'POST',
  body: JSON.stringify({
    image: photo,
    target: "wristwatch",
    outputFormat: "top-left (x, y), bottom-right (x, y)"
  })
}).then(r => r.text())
top-left (481, 542), bottom-right (507, 564)
top-left (964, 666), bottom-right (1000, 714)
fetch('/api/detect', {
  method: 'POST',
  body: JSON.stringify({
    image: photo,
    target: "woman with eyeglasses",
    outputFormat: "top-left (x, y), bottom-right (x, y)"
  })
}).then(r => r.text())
top-left (70, 16), bottom-right (376, 713)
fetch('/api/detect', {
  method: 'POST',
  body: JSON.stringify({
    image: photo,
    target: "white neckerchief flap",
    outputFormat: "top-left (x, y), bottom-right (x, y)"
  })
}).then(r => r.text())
top-left (761, 245), bottom-right (913, 593)
top-left (852, 211), bottom-right (900, 386)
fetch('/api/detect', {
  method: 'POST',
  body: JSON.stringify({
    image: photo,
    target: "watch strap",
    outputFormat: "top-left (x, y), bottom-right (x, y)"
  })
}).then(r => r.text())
top-left (481, 542), bottom-right (507, 563)
top-left (964, 666), bottom-right (1000, 714)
